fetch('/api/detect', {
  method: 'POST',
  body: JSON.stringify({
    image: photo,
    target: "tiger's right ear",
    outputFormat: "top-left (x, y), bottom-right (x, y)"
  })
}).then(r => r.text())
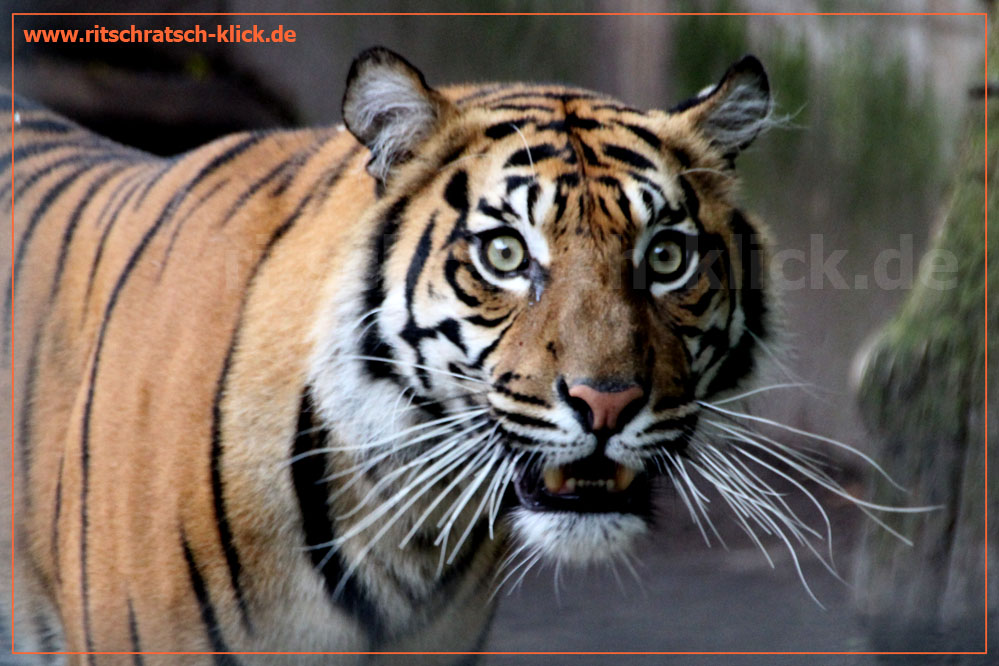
top-left (342, 47), bottom-right (453, 183)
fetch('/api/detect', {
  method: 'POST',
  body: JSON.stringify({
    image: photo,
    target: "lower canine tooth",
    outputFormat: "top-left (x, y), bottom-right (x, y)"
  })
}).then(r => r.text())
top-left (565, 478), bottom-right (576, 492)
top-left (544, 467), bottom-right (565, 493)
top-left (615, 465), bottom-right (637, 491)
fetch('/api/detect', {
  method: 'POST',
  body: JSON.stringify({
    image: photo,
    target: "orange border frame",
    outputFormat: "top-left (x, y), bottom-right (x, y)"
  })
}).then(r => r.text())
top-left (7, 9), bottom-right (990, 659)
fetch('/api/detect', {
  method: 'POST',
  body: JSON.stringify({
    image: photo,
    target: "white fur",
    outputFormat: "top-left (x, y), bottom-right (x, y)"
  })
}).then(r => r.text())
top-left (702, 77), bottom-right (774, 153)
top-left (346, 68), bottom-right (438, 181)
top-left (508, 509), bottom-right (648, 567)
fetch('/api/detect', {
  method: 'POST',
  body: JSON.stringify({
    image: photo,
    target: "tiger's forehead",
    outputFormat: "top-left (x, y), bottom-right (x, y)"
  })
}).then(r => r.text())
top-left (452, 85), bottom-right (692, 238)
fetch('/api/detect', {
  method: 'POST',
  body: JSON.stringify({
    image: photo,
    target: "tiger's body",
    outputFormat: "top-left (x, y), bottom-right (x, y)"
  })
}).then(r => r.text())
top-left (5, 48), bottom-right (779, 662)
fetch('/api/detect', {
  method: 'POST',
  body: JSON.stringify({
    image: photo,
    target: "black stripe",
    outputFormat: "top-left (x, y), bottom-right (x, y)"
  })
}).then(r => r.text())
top-left (705, 211), bottom-right (767, 395)
top-left (17, 336), bottom-right (40, 499)
top-left (51, 455), bottom-right (63, 585)
top-left (679, 286), bottom-right (718, 317)
top-left (1, 138), bottom-right (137, 206)
top-left (19, 117), bottom-right (76, 134)
top-left (475, 200), bottom-right (512, 224)
top-left (208, 142), bottom-right (359, 632)
top-left (492, 408), bottom-right (557, 430)
top-left (359, 195), bottom-right (410, 382)
top-left (578, 139), bottom-right (605, 168)
top-left (436, 317), bottom-right (466, 354)
top-left (490, 103), bottom-right (556, 113)
top-left (502, 176), bottom-right (531, 195)
top-left (526, 182), bottom-right (541, 225)
top-left (495, 424), bottom-right (538, 447)
top-left (591, 102), bottom-right (643, 114)
top-left (444, 170), bottom-right (468, 212)
top-left (471, 320), bottom-right (513, 369)
top-left (464, 311), bottom-right (510, 328)
top-left (620, 123), bottom-right (662, 151)
top-left (564, 112), bottom-right (602, 131)
top-left (126, 598), bottom-right (144, 666)
top-left (157, 177), bottom-right (230, 278)
top-left (653, 393), bottom-right (692, 411)
top-left (209, 343), bottom-right (255, 635)
top-left (405, 216), bottom-right (436, 309)
top-left (216, 137), bottom-right (332, 227)
top-left (80, 170), bottom-right (151, 321)
top-left (484, 118), bottom-right (532, 140)
top-left (132, 160), bottom-right (175, 210)
top-left (603, 143), bottom-right (655, 171)
top-left (493, 384), bottom-right (550, 408)
top-left (644, 412), bottom-right (698, 434)
top-left (291, 391), bottom-right (383, 645)
top-left (79, 134), bottom-right (263, 652)
top-left (444, 254), bottom-right (481, 307)
top-left (678, 176), bottom-right (700, 221)
top-left (181, 535), bottom-right (242, 664)
top-left (315, 145), bottom-right (363, 206)
top-left (208, 174), bottom-right (328, 635)
top-left (270, 136), bottom-right (333, 198)
top-left (11, 154), bottom-right (137, 302)
top-left (48, 163), bottom-right (132, 302)
top-left (672, 148), bottom-right (693, 168)
top-left (400, 216), bottom-right (439, 389)
top-left (218, 158), bottom-right (287, 225)
top-left (504, 143), bottom-right (560, 168)
top-left (4, 138), bottom-right (118, 175)
top-left (15, 163), bottom-right (132, 490)
top-left (487, 90), bottom-right (598, 103)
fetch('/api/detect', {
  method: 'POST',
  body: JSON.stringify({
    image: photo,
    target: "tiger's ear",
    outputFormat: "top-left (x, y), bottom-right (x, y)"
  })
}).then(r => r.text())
top-left (342, 47), bottom-right (453, 183)
top-left (669, 55), bottom-right (772, 159)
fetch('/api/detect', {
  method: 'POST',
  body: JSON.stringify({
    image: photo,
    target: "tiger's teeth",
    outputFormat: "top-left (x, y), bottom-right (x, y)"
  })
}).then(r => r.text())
top-left (543, 467), bottom-right (565, 493)
top-left (564, 477), bottom-right (576, 493)
top-left (615, 465), bottom-right (637, 492)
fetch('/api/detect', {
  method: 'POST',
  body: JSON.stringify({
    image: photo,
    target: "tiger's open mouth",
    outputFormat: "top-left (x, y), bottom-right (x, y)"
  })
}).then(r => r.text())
top-left (513, 454), bottom-right (652, 514)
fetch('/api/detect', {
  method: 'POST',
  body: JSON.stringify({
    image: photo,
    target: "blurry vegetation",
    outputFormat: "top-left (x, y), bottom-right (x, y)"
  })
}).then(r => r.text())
top-left (671, 4), bottom-right (944, 254)
top-left (851, 10), bottom-right (992, 656)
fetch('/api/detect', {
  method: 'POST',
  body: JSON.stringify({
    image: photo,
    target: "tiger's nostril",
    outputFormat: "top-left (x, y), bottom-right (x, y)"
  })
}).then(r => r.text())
top-left (565, 382), bottom-right (644, 434)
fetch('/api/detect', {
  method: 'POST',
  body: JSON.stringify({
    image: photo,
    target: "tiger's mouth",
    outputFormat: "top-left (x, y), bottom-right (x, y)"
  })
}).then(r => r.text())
top-left (513, 454), bottom-right (652, 514)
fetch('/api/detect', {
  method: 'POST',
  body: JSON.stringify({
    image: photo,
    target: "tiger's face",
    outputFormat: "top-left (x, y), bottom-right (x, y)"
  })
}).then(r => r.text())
top-left (319, 47), bottom-right (772, 567)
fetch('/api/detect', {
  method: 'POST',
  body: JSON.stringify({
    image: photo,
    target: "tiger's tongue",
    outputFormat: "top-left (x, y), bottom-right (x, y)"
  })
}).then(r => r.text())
top-left (542, 458), bottom-right (638, 495)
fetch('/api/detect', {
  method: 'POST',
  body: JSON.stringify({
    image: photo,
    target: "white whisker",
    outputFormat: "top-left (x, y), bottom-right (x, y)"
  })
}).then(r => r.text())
top-left (698, 401), bottom-right (907, 491)
top-left (709, 382), bottom-right (811, 406)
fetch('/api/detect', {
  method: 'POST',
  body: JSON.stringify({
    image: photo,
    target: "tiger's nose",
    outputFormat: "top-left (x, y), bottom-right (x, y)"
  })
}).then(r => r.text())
top-left (566, 383), bottom-right (645, 433)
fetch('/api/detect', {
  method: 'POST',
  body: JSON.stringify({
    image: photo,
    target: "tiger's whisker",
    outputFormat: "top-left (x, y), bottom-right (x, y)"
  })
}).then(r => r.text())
top-left (442, 447), bottom-right (504, 563)
top-left (698, 401), bottom-right (907, 491)
top-left (341, 354), bottom-right (490, 385)
top-left (709, 382), bottom-right (812, 406)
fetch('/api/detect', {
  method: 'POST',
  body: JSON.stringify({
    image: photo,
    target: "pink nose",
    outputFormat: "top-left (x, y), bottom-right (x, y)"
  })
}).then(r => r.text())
top-left (567, 384), bottom-right (644, 432)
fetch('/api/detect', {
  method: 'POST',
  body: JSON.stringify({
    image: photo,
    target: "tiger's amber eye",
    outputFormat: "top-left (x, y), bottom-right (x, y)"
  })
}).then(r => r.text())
top-left (485, 234), bottom-right (526, 273)
top-left (648, 237), bottom-right (685, 278)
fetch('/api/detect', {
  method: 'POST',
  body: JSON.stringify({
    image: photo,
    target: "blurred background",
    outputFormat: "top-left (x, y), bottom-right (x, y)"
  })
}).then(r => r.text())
top-left (3, 1), bottom-right (991, 663)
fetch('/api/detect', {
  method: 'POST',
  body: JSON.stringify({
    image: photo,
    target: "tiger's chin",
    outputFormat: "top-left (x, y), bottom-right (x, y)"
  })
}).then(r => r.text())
top-left (508, 509), bottom-right (649, 567)
top-left (506, 454), bottom-right (653, 566)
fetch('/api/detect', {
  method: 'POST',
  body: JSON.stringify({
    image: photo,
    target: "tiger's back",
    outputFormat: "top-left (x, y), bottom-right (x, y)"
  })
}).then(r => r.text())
top-left (5, 94), bottom-right (413, 658)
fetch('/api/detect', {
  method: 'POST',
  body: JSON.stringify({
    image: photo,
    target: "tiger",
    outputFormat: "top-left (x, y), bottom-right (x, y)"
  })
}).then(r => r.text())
top-left (4, 45), bottom-right (793, 662)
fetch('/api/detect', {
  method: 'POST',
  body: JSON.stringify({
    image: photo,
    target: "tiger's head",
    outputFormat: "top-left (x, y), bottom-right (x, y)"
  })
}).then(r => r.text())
top-left (312, 47), bottom-right (773, 568)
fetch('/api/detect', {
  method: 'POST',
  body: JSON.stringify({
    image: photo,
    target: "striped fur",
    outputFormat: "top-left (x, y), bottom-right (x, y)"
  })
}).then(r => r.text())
top-left (5, 48), bottom-right (775, 662)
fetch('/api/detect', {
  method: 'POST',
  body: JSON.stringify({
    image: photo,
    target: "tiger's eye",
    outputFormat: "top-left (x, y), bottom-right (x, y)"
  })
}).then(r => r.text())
top-left (485, 234), bottom-right (527, 273)
top-left (648, 237), bottom-right (685, 278)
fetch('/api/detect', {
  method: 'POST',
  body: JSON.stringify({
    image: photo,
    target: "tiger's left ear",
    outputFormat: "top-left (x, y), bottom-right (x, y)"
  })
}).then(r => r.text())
top-left (342, 46), bottom-right (454, 183)
top-left (670, 55), bottom-right (772, 159)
